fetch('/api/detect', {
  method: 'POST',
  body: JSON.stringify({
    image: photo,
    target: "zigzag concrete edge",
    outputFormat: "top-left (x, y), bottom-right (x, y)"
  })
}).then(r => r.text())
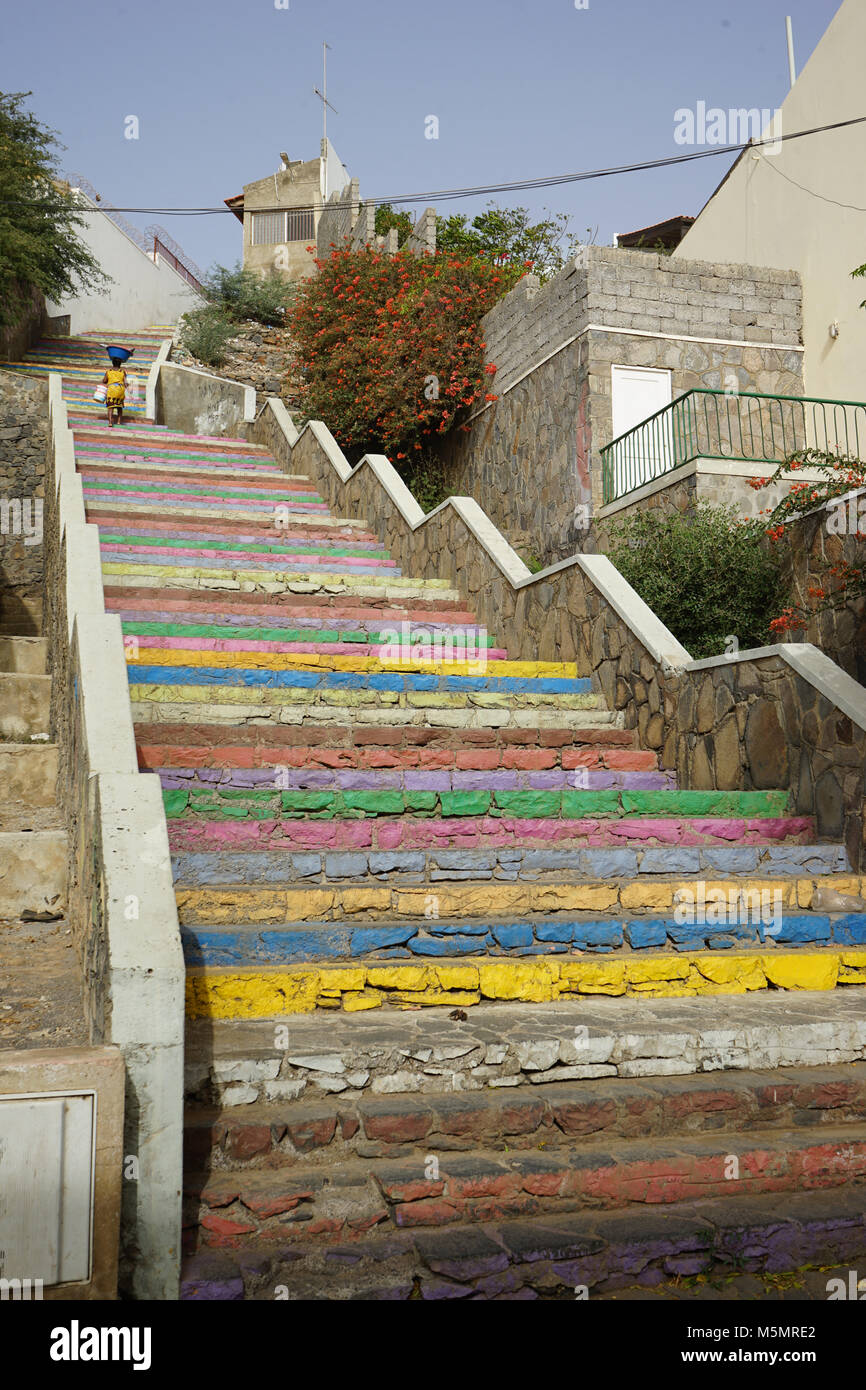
top-left (239, 395), bottom-right (866, 869)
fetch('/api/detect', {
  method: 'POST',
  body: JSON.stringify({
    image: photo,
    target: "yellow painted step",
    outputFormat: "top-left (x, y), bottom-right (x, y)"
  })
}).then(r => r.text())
top-left (185, 948), bottom-right (866, 1018)
top-left (175, 875), bottom-right (866, 925)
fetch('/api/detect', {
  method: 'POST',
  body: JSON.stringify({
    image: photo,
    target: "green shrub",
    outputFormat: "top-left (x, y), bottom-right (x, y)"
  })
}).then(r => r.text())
top-left (402, 450), bottom-right (455, 513)
top-left (178, 305), bottom-right (234, 366)
top-left (201, 262), bottom-right (293, 326)
top-left (606, 503), bottom-right (788, 659)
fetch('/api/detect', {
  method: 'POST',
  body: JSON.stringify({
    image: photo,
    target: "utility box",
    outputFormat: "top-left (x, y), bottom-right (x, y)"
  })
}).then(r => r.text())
top-left (0, 1048), bottom-right (124, 1300)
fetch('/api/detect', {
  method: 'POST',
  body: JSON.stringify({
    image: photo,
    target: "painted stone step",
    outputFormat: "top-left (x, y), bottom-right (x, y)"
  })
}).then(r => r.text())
top-left (179, 1187), bottom-right (866, 1300)
top-left (131, 663), bottom-right (590, 692)
top-left (94, 507), bottom-right (372, 534)
top-left (184, 991), bottom-right (866, 1100)
top-left (74, 431), bottom-right (267, 451)
top-left (126, 631), bottom-right (506, 661)
top-left (133, 721), bottom-right (637, 752)
top-left (0, 673), bottom-right (51, 740)
top-left (97, 522), bottom-right (384, 552)
top-left (126, 652), bottom-right (581, 685)
top-left (165, 815), bottom-right (815, 855)
top-left (82, 481), bottom-right (325, 508)
top-left (81, 465), bottom-right (312, 494)
top-left (68, 415), bottom-right (169, 430)
top-left (181, 905), bottom-right (866, 968)
top-left (104, 566), bottom-right (460, 602)
top-left (157, 767), bottom-right (667, 796)
top-left (72, 429), bottom-right (269, 453)
top-left (184, 1125), bottom-right (866, 1248)
top-left (171, 841), bottom-right (849, 892)
top-left (183, 1062), bottom-right (866, 1167)
top-left (133, 698), bottom-right (617, 733)
top-left (0, 636), bottom-right (47, 674)
top-left (102, 548), bottom-right (401, 578)
top-left (176, 872), bottom-right (860, 925)
top-left (89, 500), bottom-right (367, 528)
top-left (81, 461), bottom-right (310, 489)
top-left (0, 744), bottom-right (59, 815)
top-left (97, 511), bottom-right (380, 539)
top-left (102, 526), bottom-right (387, 553)
top-left (143, 744), bottom-right (652, 772)
top-left (183, 942), bottom-right (866, 1017)
top-left (121, 614), bottom-right (499, 642)
top-left (162, 787), bottom-right (788, 824)
top-left (0, 829), bottom-right (67, 917)
top-left (110, 597), bottom-right (484, 630)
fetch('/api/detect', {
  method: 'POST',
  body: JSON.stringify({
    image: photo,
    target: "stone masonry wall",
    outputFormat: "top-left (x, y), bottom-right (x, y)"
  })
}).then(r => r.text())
top-left (441, 247), bottom-right (804, 565)
top-left (0, 370), bottom-right (48, 635)
top-left (0, 283), bottom-right (46, 362)
top-left (774, 490), bottom-right (866, 685)
top-left (251, 406), bottom-right (866, 869)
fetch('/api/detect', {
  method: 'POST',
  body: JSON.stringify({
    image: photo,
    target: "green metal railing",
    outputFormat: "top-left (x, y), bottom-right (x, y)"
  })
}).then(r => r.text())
top-left (600, 388), bottom-right (866, 505)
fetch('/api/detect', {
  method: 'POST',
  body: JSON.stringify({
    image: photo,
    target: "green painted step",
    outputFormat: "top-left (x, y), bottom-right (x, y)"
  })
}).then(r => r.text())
top-left (122, 621), bottom-right (497, 647)
top-left (162, 787), bottom-right (792, 821)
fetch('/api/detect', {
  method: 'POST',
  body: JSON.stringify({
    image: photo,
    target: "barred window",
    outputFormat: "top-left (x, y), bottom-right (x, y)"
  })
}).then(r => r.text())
top-left (251, 211), bottom-right (284, 246)
top-left (286, 209), bottom-right (314, 242)
top-left (251, 209), bottom-right (316, 245)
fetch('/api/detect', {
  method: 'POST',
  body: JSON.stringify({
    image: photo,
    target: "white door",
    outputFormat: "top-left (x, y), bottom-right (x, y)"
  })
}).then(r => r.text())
top-left (610, 366), bottom-right (673, 496)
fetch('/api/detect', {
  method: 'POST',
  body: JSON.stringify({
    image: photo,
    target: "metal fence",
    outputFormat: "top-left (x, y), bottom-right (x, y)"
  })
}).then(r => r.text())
top-left (600, 388), bottom-right (866, 505)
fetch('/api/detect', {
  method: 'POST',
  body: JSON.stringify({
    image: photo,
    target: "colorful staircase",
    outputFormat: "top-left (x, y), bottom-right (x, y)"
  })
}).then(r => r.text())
top-left (34, 330), bottom-right (866, 1299)
top-left (7, 329), bottom-right (169, 422)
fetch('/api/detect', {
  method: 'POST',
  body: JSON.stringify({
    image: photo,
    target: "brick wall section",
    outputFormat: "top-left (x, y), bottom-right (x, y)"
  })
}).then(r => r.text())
top-left (441, 247), bottom-right (804, 564)
top-left (583, 246), bottom-right (801, 344)
top-left (0, 370), bottom-right (48, 634)
top-left (251, 404), bottom-right (866, 869)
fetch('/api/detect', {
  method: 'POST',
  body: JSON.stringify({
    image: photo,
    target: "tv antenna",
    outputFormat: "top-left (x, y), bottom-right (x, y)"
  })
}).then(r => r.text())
top-left (314, 42), bottom-right (338, 145)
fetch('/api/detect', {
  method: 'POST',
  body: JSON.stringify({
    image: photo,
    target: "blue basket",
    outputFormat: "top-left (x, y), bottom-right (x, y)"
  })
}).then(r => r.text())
top-left (105, 345), bottom-right (135, 364)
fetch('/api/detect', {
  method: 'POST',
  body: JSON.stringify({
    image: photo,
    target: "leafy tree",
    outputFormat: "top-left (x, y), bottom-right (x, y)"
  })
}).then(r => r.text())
top-left (436, 203), bottom-right (580, 282)
top-left (0, 91), bottom-right (108, 326)
top-left (372, 203), bottom-right (414, 247)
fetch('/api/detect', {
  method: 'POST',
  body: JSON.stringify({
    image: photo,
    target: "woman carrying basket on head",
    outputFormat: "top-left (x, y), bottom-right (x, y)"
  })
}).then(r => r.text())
top-left (98, 344), bottom-right (135, 427)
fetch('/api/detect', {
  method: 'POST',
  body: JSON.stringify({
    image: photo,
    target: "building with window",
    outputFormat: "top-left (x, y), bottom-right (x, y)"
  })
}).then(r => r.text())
top-left (225, 139), bottom-right (352, 281)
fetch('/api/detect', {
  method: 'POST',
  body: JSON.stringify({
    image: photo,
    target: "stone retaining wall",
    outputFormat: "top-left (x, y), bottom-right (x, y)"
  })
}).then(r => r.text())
top-left (773, 488), bottom-right (866, 685)
top-left (248, 396), bottom-right (866, 868)
top-left (0, 370), bottom-right (48, 634)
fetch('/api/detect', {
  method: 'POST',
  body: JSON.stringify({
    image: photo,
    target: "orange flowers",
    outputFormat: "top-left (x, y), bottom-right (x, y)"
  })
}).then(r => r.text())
top-left (288, 244), bottom-right (519, 460)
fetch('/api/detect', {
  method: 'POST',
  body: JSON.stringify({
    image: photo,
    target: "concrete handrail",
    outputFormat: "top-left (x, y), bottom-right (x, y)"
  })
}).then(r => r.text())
top-left (45, 373), bottom-right (184, 1300)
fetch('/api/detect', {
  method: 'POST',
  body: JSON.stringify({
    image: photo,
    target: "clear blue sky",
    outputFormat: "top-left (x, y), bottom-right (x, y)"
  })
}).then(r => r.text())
top-left (2, 0), bottom-right (843, 273)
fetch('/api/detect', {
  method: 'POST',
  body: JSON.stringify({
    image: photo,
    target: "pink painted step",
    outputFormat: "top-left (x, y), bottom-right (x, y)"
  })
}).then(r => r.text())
top-left (166, 815), bottom-right (816, 853)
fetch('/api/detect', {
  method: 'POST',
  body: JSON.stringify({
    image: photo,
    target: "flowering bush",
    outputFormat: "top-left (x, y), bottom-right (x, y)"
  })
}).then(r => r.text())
top-left (750, 449), bottom-right (866, 629)
top-left (288, 245), bottom-right (523, 459)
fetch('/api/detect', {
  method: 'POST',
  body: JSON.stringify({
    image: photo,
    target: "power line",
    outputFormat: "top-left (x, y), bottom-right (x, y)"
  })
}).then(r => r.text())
top-left (760, 154), bottom-right (866, 214)
top-left (4, 113), bottom-right (866, 218)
